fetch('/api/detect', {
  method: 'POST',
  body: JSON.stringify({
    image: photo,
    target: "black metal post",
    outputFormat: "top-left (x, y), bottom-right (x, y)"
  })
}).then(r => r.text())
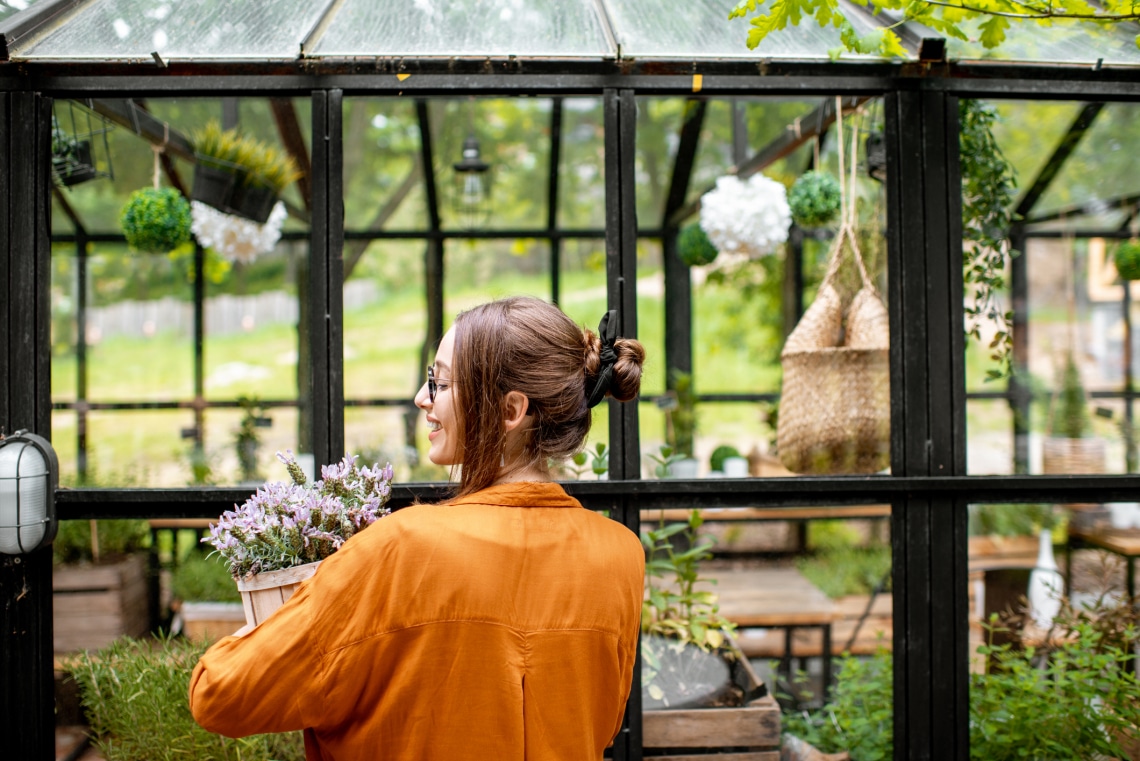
top-left (548, 97), bottom-right (562, 306)
top-left (310, 89), bottom-right (346, 467)
top-left (1009, 224), bottom-right (1030, 474)
top-left (192, 243), bottom-right (205, 452)
top-left (604, 87), bottom-right (642, 761)
top-left (76, 233), bottom-right (88, 481)
top-left (0, 89), bottom-right (55, 761)
top-left (885, 89), bottom-right (969, 761)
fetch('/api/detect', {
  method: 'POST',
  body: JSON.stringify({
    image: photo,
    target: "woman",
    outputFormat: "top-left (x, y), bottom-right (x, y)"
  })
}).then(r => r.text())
top-left (190, 296), bottom-right (647, 761)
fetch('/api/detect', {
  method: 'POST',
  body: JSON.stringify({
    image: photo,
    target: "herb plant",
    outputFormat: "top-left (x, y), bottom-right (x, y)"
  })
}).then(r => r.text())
top-left (65, 634), bottom-right (305, 761)
top-left (171, 551), bottom-right (242, 603)
top-left (119, 187), bottom-right (192, 254)
top-left (960, 99), bottom-right (1018, 381)
top-left (1049, 353), bottom-right (1091, 439)
top-left (788, 170), bottom-right (841, 228)
top-left (641, 509), bottom-right (739, 706)
top-left (203, 450), bottom-right (393, 578)
top-left (53, 519), bottom-right (150, 565)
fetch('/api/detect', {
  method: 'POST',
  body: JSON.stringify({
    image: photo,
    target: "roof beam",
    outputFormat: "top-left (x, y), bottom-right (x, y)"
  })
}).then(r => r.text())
top-left (662, 98), bottom-right (707, 227)
top-left (1013, 101), bottom-right (1104, 221)
top-left (668, 95), bottom-right (870, 227)
top-left (270, 98), bottom-right (313, 212)
top-left (0, 0), bottom-right (91, 61)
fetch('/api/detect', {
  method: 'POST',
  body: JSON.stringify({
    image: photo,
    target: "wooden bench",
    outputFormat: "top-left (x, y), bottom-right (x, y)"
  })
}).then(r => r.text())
top-left (1065, 527), bottom-right (1140, 599)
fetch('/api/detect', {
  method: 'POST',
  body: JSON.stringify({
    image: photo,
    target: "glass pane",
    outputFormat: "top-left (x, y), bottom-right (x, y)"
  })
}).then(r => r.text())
top-left (558, 98), bottom-right (605, 230)
top-left (966, 501), bottom-right (1139, 758)
top-left (0, 0), bottom-right (44, 23)
top-left (641, 503), bottom-right (893, 758)
top-left (20, 0), bottom-right (325, 59)
top-left (646, 96), bottom-right (890, 478)
top-left (948, 19), bottom-right (1140, 66)
top-left (315, 0), bottom-right (612, 58)
top-left (50, 97), bottom-right (313, 488)
top-left (607, 0), bottom-right (878, 60)
top-left (343, 99), bottom-right (426, 232)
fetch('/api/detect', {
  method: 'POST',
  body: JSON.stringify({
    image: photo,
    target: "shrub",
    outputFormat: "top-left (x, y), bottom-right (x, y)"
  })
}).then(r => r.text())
top-left (171, 552), bottom-right (241, 603)
top-left (678, 223), bottom-right (719, 267)
top-left (53, 519), bottom-right (150, 565)
top-left (797, 544), bottom-right (891, 598)
top-left (1049, 353), bottom-right (1091, 439)
top-left (119, 187), bottom-right (192, 254)
top-left (788, 170), bottom-right (841, 228)
top-left (65, 635), bottom-right (305, 761)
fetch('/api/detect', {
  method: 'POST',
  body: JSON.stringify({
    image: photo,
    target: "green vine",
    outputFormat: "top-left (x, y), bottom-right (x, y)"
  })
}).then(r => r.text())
top-left (960, 100), bottom-right (1018, 381)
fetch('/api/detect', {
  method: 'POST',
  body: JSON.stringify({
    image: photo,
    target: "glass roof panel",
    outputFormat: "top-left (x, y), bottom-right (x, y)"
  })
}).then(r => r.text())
top-left (313, 0), bottom-right (612, 58)
top-left (605, 0), bottom-right (883, 60)
top-left (947, 18), bottom-right (1140, 66)
top-left (1, 0), bottom-right (43, 24)
top-left (20, 0), bottom-right (325, 60)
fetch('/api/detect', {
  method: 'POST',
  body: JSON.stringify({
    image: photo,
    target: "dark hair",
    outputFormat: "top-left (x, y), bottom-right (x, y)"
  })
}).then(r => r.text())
top-left (450, 296), bottom-right (645, 497)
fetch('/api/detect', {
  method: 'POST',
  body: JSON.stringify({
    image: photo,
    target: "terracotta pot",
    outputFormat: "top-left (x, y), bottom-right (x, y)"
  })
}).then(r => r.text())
top-left (234, 560), bottom-right (320, 628)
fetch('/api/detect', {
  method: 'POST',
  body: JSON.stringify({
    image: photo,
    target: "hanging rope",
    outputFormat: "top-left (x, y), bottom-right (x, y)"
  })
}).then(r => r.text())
top-left (151, 122), bottom-right (169, 190)
top-left (819, 96), bottom-right (874, 295)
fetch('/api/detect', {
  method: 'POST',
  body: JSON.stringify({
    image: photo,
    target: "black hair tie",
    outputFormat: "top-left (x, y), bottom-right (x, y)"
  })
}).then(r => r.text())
top-left (586, 310), bottom-right (618, 409)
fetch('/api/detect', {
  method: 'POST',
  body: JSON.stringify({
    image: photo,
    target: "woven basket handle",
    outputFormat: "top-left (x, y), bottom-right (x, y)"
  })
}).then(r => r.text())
top-left (819, 97), bottom-right (876, 296)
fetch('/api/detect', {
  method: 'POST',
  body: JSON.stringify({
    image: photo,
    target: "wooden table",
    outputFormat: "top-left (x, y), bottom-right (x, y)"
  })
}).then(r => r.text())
top-left (1066, 527), bottom-right (1140, 599)
top-left (694, 566), bottom-right (839, 698)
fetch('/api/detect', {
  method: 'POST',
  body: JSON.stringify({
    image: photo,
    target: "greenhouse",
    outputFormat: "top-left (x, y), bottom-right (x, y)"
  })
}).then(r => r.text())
top-left (2, 0), bottom-right (1140, 759)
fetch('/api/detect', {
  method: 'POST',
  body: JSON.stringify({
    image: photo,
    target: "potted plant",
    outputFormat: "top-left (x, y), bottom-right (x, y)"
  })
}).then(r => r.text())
top-left (1042, 353), bottom-right (1105, 479)
top-left (190, 120), bottom-right (245, 212)
top-left (52, 519), bottom-right (153, 652)
top-left (230, 143), bottom-right (301, 224)
top-left (119, 187), bottom-right (193, 254)
top-left (65, 634), bottom-right (306, 761)
top-left (203, 450), bottom-right (394, 628)
top-left (641, 509), bottom-right (780, 755)
top-left (51, 117), bottom-right (98, 187)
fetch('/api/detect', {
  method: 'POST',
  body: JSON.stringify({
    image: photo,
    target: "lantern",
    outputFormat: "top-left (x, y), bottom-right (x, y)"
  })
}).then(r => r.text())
top-left (0, 431), bottom-right (58, 555)
top-left (452, 135), bottom-right (491, 230)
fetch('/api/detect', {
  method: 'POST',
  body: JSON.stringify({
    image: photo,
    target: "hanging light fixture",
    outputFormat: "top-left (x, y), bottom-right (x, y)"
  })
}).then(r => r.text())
top-left (452, 101), bottom-right (492, 230)
top-left (0, 430), bottom-right (59, 555)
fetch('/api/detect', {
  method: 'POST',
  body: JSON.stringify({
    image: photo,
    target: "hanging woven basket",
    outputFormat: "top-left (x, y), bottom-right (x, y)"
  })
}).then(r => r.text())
top-left (777, 101), bottom-right (890, 475)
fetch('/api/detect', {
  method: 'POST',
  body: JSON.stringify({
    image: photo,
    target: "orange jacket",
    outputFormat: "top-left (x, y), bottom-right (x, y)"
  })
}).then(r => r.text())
top-left (190, 481), bottom-right (645, 761)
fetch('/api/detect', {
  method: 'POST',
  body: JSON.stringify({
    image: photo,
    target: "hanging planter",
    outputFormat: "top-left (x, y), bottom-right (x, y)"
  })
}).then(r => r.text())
top-left (677, 222), bottom-right (718, 267)
top-left (698, 173), bottom-right (790, 264)
top-left (191, 121), bottom-right (301, 223)
top-left (120, 187), bottom-right (193, 254)
top-left (51, 101), bottom-right (114, 188)
top-left (1114, 239), bottom-right (1140, 280)
top-left (788, 170), bottom-right (842, 228)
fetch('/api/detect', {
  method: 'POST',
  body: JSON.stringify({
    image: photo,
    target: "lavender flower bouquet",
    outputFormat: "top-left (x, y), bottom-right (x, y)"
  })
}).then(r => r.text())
top-left (204, 450), bottom-right (393, 579)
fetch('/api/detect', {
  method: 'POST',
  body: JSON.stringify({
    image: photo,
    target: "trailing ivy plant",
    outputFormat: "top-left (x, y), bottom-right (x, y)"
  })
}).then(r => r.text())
top-left (960, 99), bottom-right (1018, 381)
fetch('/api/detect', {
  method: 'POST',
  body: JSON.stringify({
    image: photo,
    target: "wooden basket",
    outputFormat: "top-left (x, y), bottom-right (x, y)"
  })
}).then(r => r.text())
top-left (234, 560), bottom-right (320, 628)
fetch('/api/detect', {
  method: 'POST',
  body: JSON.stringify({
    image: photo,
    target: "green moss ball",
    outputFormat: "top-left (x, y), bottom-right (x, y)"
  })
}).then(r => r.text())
top-left (120, 187), bottom-right (192, 254)
top-left (678, 223), bottom-right (718, 267)
top-left (788, 170), bottom-right (841, 228)
top-left (1115, 240), bottom-right (1140, 281)
top-left (709, 444), bottom-right (741, 473)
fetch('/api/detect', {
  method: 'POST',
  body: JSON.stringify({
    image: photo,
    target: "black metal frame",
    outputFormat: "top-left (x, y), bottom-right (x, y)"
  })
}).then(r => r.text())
top-left (4, 51), bottom-right (1140, 761)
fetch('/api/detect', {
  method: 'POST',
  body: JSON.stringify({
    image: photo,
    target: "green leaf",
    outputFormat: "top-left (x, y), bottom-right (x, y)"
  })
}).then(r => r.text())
top-left (979, 15), bottom-right (1009, 49)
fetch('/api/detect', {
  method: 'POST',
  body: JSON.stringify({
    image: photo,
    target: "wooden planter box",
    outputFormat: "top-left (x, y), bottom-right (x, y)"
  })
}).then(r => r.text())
top-left (53, 553), bottom-right (150, 653)
top-left (643, 694), bottom-right (781, 760)
top-left (179, 601), bottom-right (245, 643)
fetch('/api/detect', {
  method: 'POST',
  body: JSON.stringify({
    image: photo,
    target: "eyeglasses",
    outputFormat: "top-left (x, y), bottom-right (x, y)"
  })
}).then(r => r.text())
top-left (426, 366), bottom-right (455, 404)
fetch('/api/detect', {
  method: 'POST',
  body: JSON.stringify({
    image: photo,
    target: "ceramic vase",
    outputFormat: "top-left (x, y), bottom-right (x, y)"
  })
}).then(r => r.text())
top-left (1027, 529), bottom-right (1063, 629)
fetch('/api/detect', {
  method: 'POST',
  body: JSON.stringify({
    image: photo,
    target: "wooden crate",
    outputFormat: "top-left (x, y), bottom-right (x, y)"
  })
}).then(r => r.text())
top-left (53, 553), bottom-right (150, 653)
top-left (179, 601), bottom-right (245, 643)
top-left (643, 694), bottom-right (781, 760)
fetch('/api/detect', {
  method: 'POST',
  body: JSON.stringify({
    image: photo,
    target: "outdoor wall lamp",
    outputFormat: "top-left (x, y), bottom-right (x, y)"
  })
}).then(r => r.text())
top-left (452, 134), bottom-right (492, 230)
top-left (0, 430), bottom-right (58, 555)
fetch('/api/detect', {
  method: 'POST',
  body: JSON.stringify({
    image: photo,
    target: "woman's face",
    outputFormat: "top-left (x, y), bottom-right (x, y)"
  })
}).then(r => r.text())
top-left (415, 326), bottom-right (461, 465)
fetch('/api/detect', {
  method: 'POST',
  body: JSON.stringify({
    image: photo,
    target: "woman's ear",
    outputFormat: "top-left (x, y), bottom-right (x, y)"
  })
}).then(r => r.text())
top-left (502, 390), bottom-right (531, 432)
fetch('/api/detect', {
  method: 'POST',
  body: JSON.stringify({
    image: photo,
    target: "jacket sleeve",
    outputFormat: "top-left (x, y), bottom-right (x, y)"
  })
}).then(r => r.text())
top-left (189, 574), bottom-right (325, 737)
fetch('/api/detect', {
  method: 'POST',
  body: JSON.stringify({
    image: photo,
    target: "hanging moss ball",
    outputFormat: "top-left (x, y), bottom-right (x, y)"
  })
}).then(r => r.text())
top-left (788, 170), bottom-right (842, 228)
top-left (1115, 240), bottom-right (1140, 281)
top-left (120, 187), bottom-right (192, 254)
top-left (678, 223), bottom-right (719, 267)
top-left (709, 444), bottom-right (741, 473)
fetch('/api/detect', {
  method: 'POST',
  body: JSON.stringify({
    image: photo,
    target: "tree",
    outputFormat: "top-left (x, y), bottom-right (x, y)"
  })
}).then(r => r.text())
top-left (729, 0), bottom-right (1140, 59)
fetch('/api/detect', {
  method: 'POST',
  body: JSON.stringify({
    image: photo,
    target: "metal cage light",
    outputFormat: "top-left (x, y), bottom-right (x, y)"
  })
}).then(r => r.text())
top-left (0, 431), bottom-right (58, 555)
top-left (452, 134), bottom-right (492, 230)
